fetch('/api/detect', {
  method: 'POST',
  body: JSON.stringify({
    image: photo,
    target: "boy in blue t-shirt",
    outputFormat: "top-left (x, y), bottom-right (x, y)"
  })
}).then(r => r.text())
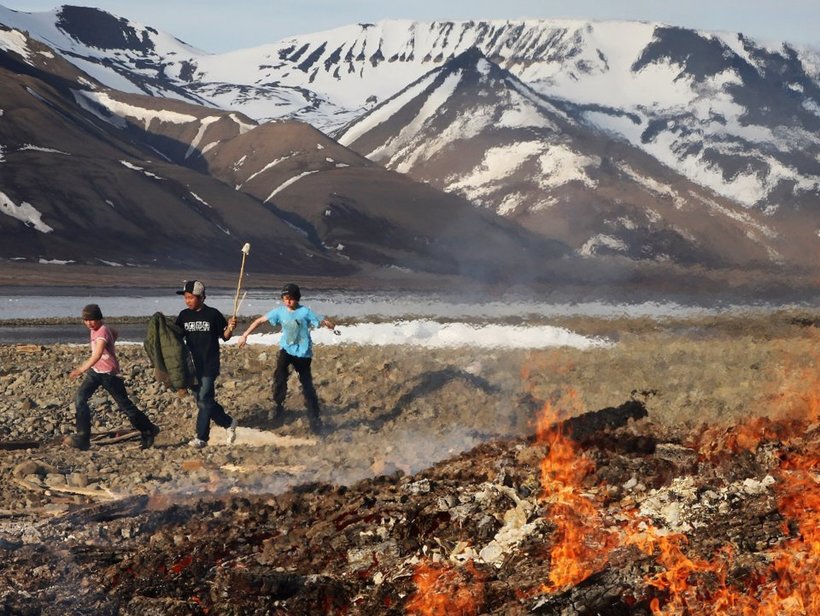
top-left (237, 283), bottom-right (335, 434)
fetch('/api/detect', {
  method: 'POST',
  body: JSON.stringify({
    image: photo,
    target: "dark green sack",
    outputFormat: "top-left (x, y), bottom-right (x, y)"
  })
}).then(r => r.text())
top-left (144, 312), bottom-right (195, 391)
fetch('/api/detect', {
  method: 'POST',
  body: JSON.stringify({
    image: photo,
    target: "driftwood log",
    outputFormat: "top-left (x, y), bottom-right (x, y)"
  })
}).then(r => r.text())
top-left (0, 428), bottom-right (140, 451)
top-left (525, 399), bottom-right (649, 446)
top-left (58, 494), bottom-right (150, 525)
top-left (91, 429), bottom-right (141, 445)
top-left (560, 400), bottom-right (648, 442)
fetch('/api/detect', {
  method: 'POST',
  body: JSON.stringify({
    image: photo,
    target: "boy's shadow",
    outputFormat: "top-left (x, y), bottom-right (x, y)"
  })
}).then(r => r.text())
top-left (242, 405), bottom-right (356, 433)
top-left (242, 407), bottom-right (284, 430)
top-left (332, 368), bottom-right (498, 433)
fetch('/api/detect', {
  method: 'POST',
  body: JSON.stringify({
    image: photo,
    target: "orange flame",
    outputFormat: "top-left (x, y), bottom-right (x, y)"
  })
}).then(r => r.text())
top-left (405, 560), bottom-right (485, 616)
top-left (697, 333), bottom-right (817, 459)
top-left (678, 345), bottom-right (818, 612)
top-left (628, 527), bottom-right (732, 614)
top-left (523, 345), bottom-right (818, 612)
top-left (536, 392), bottom-right (617, 591)
top-left (695, 416), bottom-right (796, 460)
top-left (755, 452), bottom-right (820, 615)
top-left (627, 440), bottom-right (819, 614)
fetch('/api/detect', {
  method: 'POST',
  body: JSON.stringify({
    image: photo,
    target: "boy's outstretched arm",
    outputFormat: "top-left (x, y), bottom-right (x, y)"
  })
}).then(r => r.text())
top-left (237, 315), bottom-right (269, 348)
top-left (69, 338), bottom-right (105, 379)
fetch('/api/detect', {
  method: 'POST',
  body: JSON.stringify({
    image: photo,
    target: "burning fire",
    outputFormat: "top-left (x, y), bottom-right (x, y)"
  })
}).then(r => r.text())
top-left (625, 446), bottom-right (819, 615)
top-left (408, 342), bottom-right (818, 613)
top-left (626, 526), bottom-right (733, 613)
top-left (405, 559), bottom-right (485, 616)
top-left (759, 452), bottom-right (819, 614)
top-left (529, 356), bottom-right (818, 614)
top-left (535, 391), bottom-right (618, 591)
top-left (636, 345), bottom-right (818, 614)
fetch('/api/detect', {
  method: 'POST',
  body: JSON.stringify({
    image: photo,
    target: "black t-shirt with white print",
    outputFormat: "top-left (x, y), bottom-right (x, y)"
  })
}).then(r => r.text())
top-left (176, 305), bottom-right (227, 378)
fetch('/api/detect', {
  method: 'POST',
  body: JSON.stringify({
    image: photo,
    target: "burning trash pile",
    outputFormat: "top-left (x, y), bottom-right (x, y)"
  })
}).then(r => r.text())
top-left (1, 388), bottom-right (816, 615)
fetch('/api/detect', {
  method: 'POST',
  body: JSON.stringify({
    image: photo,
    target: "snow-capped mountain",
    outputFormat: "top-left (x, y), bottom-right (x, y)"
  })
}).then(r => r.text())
top-left (0, 19), bottom-right (563, 279)
top-left (5, 6), bottom-right (817, 219)
top-left (0, 26), bottom-right (343, 273)
top-left (336, 47), bottom-right (788, 267)
top-left (0, 4), bottom-right (817, 282)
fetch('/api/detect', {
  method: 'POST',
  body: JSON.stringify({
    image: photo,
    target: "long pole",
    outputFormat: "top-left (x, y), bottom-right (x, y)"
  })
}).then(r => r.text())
top-left (233, 243), bottom-right (251, 318)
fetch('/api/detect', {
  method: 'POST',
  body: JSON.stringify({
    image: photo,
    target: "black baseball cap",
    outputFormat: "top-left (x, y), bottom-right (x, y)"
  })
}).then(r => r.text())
top-left (281, 283), bottom-right (301, 299)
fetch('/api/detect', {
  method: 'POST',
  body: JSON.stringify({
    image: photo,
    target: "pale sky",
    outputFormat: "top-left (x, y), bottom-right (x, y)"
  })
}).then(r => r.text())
top-left (6, 1), bottom-right (819, 53)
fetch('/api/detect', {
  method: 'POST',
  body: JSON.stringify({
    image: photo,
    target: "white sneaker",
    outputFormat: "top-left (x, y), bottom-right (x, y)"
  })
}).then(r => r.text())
top-left (226, 419), bottom-right (237, 445)
top-left (188, 438), bottom-right (206, 449)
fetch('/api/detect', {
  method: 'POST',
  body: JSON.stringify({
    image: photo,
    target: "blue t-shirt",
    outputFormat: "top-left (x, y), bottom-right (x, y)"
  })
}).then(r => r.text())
top-left (265, 305), bottom-right (323, 358)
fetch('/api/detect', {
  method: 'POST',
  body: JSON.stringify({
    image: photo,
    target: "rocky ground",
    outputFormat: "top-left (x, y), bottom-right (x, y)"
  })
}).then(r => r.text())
top-left (0, 309), bottom-right (817, 614)
top-left (0, 339), bottom-right (537, 509)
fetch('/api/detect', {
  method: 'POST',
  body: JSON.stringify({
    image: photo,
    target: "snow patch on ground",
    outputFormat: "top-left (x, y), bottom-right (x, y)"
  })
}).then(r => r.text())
top-left (234, 320), bottom-right (610, 351)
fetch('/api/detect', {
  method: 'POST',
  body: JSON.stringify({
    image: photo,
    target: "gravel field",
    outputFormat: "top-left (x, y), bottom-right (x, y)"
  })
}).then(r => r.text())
top-left (0, 308), bottom-right (816, 514)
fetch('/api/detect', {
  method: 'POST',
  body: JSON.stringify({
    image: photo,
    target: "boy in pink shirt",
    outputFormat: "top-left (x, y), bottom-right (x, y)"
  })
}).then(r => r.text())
top-left (67, 304), bottom-right (159, 450)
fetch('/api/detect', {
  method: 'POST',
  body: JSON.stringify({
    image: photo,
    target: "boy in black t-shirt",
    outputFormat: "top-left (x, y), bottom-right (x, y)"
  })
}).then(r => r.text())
top-left (175, 280), bottom-right (238, 448)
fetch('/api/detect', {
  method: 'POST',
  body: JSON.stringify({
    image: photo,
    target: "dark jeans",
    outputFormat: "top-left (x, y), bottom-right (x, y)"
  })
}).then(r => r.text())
top-left (273, 349), bottom-right (320, 419)
top-left (193, 375), bottom-right (233, 442)
top-left (75, 371), bottom-right (153, 437)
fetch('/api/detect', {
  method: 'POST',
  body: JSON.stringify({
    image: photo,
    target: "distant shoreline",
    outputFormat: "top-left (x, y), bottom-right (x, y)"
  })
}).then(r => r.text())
top-left (0, 262), bottom-right (483, 294)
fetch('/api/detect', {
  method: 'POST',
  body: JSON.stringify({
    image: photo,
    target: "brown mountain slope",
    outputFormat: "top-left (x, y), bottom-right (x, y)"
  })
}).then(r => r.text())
top-left (336, 48), bottom-right (810, 271)
top-left (88, 91), bottom-right (571, 281)
top-left (1, 27), bottom-right (568, 282)
top-left (0, 54), bottom-right (347, 274)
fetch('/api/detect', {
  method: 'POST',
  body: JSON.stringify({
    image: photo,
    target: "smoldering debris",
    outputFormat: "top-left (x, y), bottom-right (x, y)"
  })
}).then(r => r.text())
top-left (1, 405), bottom-right (816, 615)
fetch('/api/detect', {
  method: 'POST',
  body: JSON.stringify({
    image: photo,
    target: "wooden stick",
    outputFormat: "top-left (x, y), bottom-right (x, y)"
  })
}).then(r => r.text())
top-left (232, 243), bottom-right (251, 318)
top-left (236, 290), bottom-right (248, 314)
top-left (12, 476), bottom-right (120, 500)
top-left (232, 253), bottom-right (246, 317)
top-left (92, 431), bottom-right (141, 445)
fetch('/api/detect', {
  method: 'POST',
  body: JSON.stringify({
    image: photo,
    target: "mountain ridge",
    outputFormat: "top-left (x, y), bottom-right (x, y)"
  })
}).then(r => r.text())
top-left (0, 5), bottom-right (817, 294)
top-left (0, 20), bottom-right (567, 284)
top-left (336, 47), bottom-right (797, 268)
top-left (4, 6), bottom-right (816, 218)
